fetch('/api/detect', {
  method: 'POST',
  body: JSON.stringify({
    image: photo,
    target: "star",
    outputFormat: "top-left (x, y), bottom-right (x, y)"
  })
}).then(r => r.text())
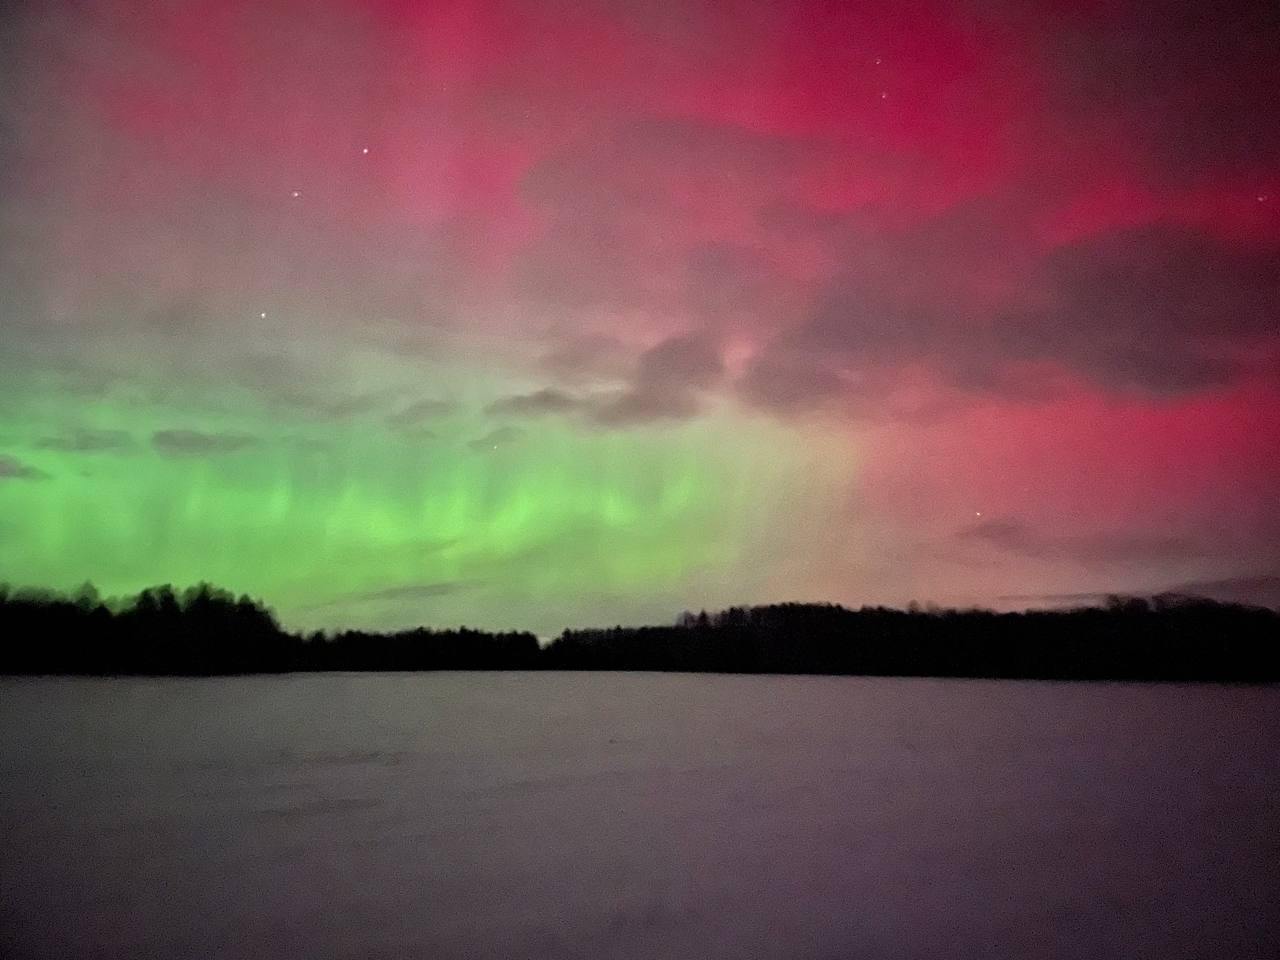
top-left (880, 91), bottom-right (888, 100)
top-left (361, 147), bottom-right (369, 155)
top-left (259, 312), bottom-right (267, 319)
top-left (291, 190), bottom-right (300, 198)
top-left (875, 57), bottom-right (882, 65)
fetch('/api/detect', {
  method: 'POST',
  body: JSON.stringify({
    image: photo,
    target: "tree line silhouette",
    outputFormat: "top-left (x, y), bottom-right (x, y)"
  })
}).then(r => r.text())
top-left (545, 598), bottom-right (1278, 682)
top-left (0, 583), bottom-right (537, 675)
top-left (0, 583), bottom-right (1275, 680)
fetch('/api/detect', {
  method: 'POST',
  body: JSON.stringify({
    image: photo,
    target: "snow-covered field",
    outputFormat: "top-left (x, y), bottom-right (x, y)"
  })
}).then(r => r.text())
top-left (2, 671), bottom-right (1276, 958)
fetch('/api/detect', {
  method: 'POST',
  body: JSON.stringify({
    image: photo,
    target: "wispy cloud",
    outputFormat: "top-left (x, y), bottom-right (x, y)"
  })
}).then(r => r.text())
top-left (1166, 574), bottom-right (1280, 609)
top-left (152, 430), bottom-right (259, 456)
top-left (37, 429), bottom-right (134, 453)
top-left (485, 388), bottom-right (583, 417)
top-left (0, 454), bottom-right (48, 480)
top-left (306, 580), bottom-right (480, 610)
top-left (957, 518), bottom-right (1202, 565)
top-left (488, 335), bottom-right (725, 428)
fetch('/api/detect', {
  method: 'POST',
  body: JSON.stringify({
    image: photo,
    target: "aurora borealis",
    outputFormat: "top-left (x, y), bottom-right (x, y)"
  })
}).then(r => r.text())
top-left (1, 0), bottom-right (1277, 633)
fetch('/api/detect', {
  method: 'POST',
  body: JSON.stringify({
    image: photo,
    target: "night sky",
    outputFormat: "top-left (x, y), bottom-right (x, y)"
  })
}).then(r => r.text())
top-left (1, 0), bottom-right (1277, 633)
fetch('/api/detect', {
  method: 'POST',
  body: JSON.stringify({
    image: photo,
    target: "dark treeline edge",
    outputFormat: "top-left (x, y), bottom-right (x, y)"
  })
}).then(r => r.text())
top-left (0, 583), bottom-right (1275, 680)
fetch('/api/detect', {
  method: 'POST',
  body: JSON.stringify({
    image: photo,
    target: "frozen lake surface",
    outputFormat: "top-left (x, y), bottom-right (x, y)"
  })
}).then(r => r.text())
top-left (2, 672), bottom-right (1277, 959)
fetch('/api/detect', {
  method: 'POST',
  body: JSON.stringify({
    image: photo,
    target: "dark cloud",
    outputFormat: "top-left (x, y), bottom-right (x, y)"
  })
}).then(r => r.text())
top-left (36, 429), bottom-right (134, 452)
top-left (999, 574), bottom-right (1280, 611)
top-left (301, 578), bottom-right (477, 611)
top-left (735, 277), bottom-right (936, 416)
top-left (151, 430), bottom-right (259, 456)
top-left (0, 454), bottom-right (47, 480)
top-left (385, 399), bottom-right (457, 429)
top-left (635, 333), bottom-right (723, 390)
top-left (798, 282), bottom-right (934, 363)
top-left (739, 217), bottom-right (1280, 416)
top-left (1166, 574), bottom-right (1280, 610)
top-left (737, 351), bottom-right (848, 414)
top-left (498, 334), bottom-right (726, 427)
top-left (468, 426), bottom-right (525, 452)
top-left (958, 518), bottom-right (1203, 565)
top-left (485, 388), bottom-right (584, 417)
top-left (587, 334), bottom-right (724, 426)
top-left (989, 225), bottom-right (1279, 393)
top-left (998, 576), bottom-right (1280, 611)
top-left (739, 197), bottom-right (1041, 415)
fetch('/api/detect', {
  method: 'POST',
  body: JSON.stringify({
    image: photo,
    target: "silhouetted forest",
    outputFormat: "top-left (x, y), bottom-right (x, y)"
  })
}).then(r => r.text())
top-left (0, 583), bottom-right (1275, 680)
top-left (546, 598), bottom-right (1278, 682)
top-left (0, 583), bottom-right (537, 675)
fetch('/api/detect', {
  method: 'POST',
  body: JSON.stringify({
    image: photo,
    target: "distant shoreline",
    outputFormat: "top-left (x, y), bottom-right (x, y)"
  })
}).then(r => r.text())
top-left (2, 584), bottom-right (1276, 683)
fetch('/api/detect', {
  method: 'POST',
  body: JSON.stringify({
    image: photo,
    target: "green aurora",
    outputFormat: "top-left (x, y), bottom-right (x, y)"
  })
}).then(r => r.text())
top-left (0, 335), bottom-right (861, 633)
